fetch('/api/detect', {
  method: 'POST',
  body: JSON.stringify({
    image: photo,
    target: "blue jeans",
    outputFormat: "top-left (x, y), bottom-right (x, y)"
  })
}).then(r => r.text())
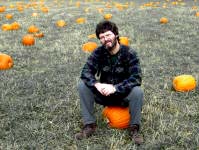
top-left (78, 80), bottom-right (144, 128)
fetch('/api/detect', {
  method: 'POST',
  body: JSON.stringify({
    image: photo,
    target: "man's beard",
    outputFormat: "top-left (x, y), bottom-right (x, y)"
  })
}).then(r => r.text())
top-left (103, 37), bottom-right (117, 52)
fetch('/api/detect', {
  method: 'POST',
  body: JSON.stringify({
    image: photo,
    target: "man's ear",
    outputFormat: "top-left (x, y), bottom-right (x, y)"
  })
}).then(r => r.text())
top-left (116, 35), bottom-right (119, 37)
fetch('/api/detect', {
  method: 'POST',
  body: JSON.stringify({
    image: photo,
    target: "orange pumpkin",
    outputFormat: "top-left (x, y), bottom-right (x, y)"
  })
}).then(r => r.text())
top-left (11, 22), bottom-right (20, 30)
top-left (41, 7), bottom-right (48, 13)
top-left (1, 24), bottom-right (12, 31)
top-left (32, 12), bottom-right (38, 17)
top-left (76, 17), bottom-right (86, 24)
top-left (0, 53), bottom-right (13, 70)
top-left (28, 25), bottom-right (39, 33)
top-left (17, 6), bottom-right (24, 12)
top-left (88, 34), bottom-right (96, 39)
top-left (76, 1), bottom-right (80, 7)
top-left (82, 42), bottom-right (98, 52)
top-left (119, 37), bottom-right (129, 46)
top-left (34, 32), bottom-right (44, 38)
top-left (0, 6), bottom-right (6, 13)
top-left (195, 12), bottom-right (199, 17)
top-left (56, 20), bottom-right (66, 27)
top-left (173, 75), bottom-right (197, 92)
top-left (5, 14), bottom-right (13, 19)
top-left (192, 6), bottom-right (198, 10)
top-left (9, 4), bottom-right (15, 9)
top-left (160, 17), bottom-right (168, 24)
top-left (102, 106), bottom-right (130, 129)
top-left (22, 34), bottom-right (35, 46)
top-left (97, 8), bottom-right (104, 13)
top-left (104, 13), bottom-right (112, 20)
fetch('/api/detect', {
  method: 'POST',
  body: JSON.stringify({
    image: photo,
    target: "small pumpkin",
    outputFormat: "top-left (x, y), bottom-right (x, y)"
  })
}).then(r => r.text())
top-left (88, 34), bottom-right (96, 39)
top-left (28, 25), bottom-right (39, 33)
top-left (119, 37), bottom-right (129, 46)
top-left (0, 6), bottom-right (6, 13)
top-left (22, 34), bottom-right (35, 46)
top-left (192, 6), bottom-right (198, 10)
top-left (76, 17), bottom-right (86, 24)
top-left (82, 42), bottom-right (98, 52)
top-left (102, 106), bottom-right (130, 129)
top-left (5, 14), bottom-right (13, 19)
top-left (17, 6), bottom-right (24, 12)
top-left (0, 53), bottom-right (13, 70)
top-left (76, 1), bottom-right (80, 7)
top-left (173, 75), bottom-right (197, 92)
top-left (32, 12), bottom-right (38, 17)
top-left (11, 22), bottom-right (20, 30)
top-left (195, 12), bottom-right (199, 17)
top-left (104, 13), bottom-right (112, 20)
top-left (56, 20), bottom-right (66, 27)
top-left (41, 7), bottom-right (48, 13)
top-left (1, 24), bottom-right (12, 31)
top-left (9, 4), bottom-right (15, 9)
top-left (34, 32), bottom-right (44, 38)
top-left (160, 17), bottom-right (168, 24)
top-left (97, 8), bottom-right (104, 13)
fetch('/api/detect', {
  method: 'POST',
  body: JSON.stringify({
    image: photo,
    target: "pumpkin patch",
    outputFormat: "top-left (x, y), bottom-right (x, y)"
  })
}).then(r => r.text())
top-left (0, 0), bottom-right (198, 147)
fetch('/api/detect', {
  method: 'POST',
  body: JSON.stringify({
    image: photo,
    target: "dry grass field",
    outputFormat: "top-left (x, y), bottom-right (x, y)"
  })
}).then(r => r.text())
top-left (0, 0), bottom-right (199, 149)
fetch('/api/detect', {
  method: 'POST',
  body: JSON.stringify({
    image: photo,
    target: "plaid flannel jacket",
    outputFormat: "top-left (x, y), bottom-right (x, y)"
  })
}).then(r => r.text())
top-left (80, 44), bottom-right (142, 95)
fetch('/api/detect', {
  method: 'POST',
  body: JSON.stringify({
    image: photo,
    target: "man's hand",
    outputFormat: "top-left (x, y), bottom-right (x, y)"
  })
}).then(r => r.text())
top-left (94, 83), bottom-right (116, 96)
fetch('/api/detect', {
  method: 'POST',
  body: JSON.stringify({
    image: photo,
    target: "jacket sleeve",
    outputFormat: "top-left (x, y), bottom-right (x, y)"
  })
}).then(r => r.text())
top-left (80, 50), bottom-right (100, 87)
top-left (114, 50), bottom-right (142, 94)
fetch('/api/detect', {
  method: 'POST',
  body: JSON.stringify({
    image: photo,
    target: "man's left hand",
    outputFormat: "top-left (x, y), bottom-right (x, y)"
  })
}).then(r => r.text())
top-left (101, 84), bottom-right (116, 96)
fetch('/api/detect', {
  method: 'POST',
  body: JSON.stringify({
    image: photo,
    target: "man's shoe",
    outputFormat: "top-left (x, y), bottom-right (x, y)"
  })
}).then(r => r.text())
top-left (75, 123), bottom-right (96, 140)
top-left (129, 125), bottom-right (144, 145)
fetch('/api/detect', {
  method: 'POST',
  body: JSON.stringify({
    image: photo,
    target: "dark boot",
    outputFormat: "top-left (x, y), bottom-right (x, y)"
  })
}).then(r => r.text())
top-left (75, 123), bottom-right (97, 140)
top-left (129, 125), bottom-right (143, 145)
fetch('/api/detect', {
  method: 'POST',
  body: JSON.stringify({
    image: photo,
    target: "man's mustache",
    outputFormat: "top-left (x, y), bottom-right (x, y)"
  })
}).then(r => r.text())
top-left (105, 40), bottom-right (112, 44)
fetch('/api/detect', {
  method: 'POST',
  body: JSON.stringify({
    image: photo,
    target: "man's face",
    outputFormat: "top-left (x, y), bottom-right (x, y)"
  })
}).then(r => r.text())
top-left (99, 31), bottom-right (117, 50)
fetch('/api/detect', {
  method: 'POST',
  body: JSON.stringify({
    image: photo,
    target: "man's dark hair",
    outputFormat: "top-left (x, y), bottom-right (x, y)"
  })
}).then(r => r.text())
top-left (95, 20), bottom-right (120, 42)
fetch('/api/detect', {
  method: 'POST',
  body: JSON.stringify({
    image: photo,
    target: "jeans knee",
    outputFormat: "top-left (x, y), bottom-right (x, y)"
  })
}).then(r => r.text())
top-left (78, 80), bottom-right (87, 92)
top-left (127, 86), bottom-right (144, 103)
top-left (132, 86), bottom-right (143, 97)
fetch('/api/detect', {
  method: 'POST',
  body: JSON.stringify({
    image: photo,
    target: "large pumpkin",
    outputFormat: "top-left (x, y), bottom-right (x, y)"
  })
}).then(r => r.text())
top-left (82, 42), bottom-right (98, 52)
top-left (0, 53), bottom-right (13, 70)
top-left (102, 106), bottom-right (130, 129)
top-left (173, 75), bottom-right (197, 92)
